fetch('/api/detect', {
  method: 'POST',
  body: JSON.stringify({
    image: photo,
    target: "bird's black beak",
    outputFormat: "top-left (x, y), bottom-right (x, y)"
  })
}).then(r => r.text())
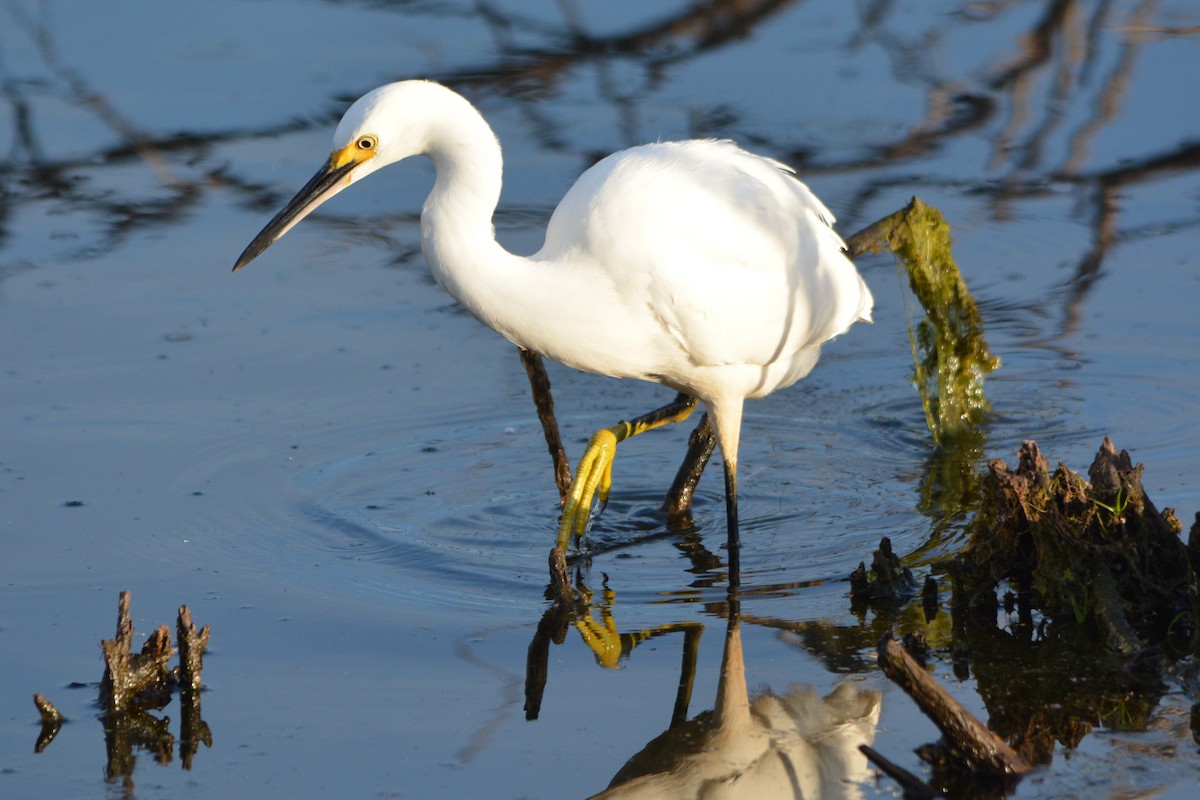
top-left (232, 153), bottom-right (359, 272)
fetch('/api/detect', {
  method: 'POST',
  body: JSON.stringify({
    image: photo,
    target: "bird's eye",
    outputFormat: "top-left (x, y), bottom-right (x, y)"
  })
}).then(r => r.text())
top-left (356, 135), bottom-right (377, 151)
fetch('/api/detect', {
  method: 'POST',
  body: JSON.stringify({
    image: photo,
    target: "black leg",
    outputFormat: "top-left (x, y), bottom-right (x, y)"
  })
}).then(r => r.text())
top-left (723, 458), bottom-right (740, 596)
top-left (518, 348), bottom-right (573, 501)
top-left (661, 412), bottom-right (716, 520)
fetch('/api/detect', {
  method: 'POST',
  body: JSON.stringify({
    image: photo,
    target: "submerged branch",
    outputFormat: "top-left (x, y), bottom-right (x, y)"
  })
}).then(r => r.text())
top-left (878, 634), bottom-right (1032, 778)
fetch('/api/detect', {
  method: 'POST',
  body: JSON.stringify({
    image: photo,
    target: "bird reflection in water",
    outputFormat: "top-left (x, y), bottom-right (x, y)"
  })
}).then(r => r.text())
top-left (528, 554), bottom-right (881, 798)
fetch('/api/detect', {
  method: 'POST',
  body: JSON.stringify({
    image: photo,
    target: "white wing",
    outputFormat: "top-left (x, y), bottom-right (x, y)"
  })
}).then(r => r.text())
top-left (543, 140), bottom-right (872, 373)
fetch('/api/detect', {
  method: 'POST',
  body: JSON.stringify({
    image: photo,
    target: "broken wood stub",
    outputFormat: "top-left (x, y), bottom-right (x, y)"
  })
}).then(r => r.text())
top-left (32, 591), bottom-right (213, 781)
top-left (176, 605), bottom-right (210, 692)
top-left (850, 536), bottom-right (920, 611)
top-left (33, 693), bottom-right (63, 725)
top-left (175, 603), bottom-right (213, 768)
top-left (96, 593), bottom-right (211, 719)
top-left (954, 438), bottom-right (1192, 654)
top-left (100, 591), bottom-right (176, 715)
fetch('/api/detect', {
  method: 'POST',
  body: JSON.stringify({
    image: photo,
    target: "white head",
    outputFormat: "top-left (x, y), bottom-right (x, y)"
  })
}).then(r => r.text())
top-left (233, 80), bottom-right (484, 271)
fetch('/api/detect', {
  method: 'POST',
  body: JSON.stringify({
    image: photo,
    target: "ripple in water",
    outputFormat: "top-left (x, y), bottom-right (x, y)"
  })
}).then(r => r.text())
top-left (288, 413), bottom-right (565, 613)
top-left (283, 391), bottom-right (932, 618)
top-left (179, 352), bottom-right (1011, 622)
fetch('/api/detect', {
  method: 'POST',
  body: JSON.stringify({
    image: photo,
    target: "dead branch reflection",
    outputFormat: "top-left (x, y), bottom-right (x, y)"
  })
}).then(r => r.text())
top-left (2, 0), bottom-right (1195, 318)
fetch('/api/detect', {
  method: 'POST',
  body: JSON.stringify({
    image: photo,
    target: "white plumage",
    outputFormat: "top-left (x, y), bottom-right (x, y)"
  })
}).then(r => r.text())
top-left (235, 80), bottom-right (873, 553)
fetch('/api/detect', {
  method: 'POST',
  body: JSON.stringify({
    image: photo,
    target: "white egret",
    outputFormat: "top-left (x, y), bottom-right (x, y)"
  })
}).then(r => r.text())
top-left (234, 80), bottom-right (873, 560)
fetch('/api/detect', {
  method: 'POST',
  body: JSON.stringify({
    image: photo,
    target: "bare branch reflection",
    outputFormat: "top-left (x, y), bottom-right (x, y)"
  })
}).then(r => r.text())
top-left (2, 0), bottom-right (1194, 373)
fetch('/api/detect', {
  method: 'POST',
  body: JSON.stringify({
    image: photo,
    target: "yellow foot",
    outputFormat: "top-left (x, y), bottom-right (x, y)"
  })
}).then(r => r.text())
top-left (556, 425), bottom-right (626, 549)
top-left (553, 395), bottom-right (698, 551)
top-left (574, 583), bottom-right (623, 669)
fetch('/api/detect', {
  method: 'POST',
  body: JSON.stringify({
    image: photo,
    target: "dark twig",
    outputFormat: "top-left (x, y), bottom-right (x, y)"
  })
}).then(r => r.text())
top-left (877, 633), bottom-right (1032, 777)
top-left (33, 694), bottom-right (64, 753)
top-left (859, 744), bottom-right (939, 799)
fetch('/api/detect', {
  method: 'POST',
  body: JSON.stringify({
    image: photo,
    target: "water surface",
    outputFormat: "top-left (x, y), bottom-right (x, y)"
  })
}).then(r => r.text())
top-left (3, 1), bottom-right (1200, 797)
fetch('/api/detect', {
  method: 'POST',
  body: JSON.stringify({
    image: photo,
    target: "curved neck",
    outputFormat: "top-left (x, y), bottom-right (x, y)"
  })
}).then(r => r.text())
top-left (419, 104), bottom-right (516, 316)
top-left (412, 96), bottom-right (619, 372)
top-left (416, 102), bottom-right (591, 363)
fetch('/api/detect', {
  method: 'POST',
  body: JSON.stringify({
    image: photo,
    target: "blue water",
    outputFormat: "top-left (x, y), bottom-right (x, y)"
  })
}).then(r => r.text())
top-left (3, 1), bottom-right (1199, 797)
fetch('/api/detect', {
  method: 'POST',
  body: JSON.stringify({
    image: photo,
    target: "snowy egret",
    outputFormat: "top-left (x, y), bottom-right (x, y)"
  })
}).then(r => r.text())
top-left (234, 80), bottom-right (873, 559)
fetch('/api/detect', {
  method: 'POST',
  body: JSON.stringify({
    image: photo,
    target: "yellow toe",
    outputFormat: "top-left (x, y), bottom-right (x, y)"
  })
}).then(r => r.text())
top-left (555, 428), bottom-right (620, 549)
